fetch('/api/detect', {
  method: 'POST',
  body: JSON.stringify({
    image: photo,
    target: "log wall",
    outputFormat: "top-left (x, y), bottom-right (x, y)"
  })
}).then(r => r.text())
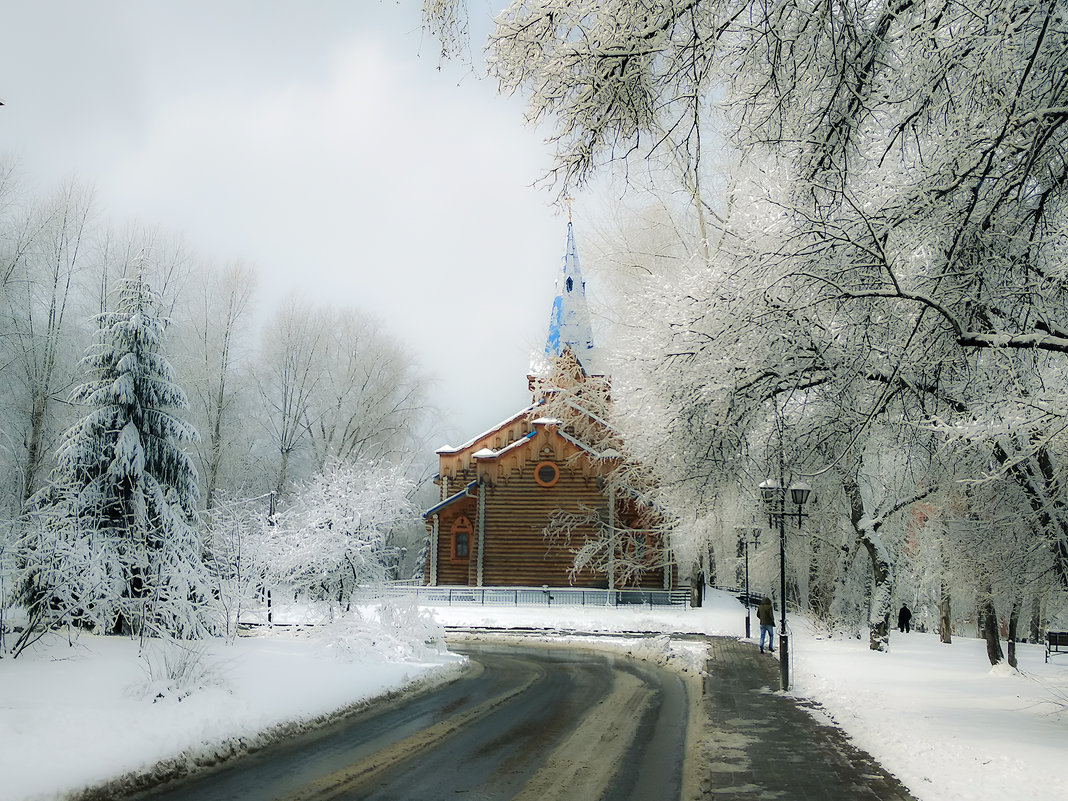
top-left (481, 461), bottom-right (606, 587)
top-left (426, 457), bottom-right (673, 589)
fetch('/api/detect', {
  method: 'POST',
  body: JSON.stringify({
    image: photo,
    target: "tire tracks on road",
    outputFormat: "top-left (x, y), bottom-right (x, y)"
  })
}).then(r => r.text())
top-left (275, 661), bottom-right (544, 801)
top-left (509, 668), bottom-right (653, 801)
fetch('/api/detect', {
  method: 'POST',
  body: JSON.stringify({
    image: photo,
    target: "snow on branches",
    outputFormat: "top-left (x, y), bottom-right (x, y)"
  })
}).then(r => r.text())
top-left (473, 0), bottom-right (1068, 642)
top-left (17, 275), bottom-right (211, 647)
top-left (261, 458), bottom-right (417, 613)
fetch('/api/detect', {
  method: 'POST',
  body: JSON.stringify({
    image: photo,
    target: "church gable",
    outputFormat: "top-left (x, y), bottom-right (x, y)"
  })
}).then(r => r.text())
top-left (435, 406), bottom-right (536, 479)
top-left (438, 415), bottom-right (612, 488)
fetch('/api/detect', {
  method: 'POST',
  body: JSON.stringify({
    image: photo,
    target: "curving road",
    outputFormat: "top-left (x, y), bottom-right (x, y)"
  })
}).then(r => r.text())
top-left (127, 641), bottom-right (691, 801)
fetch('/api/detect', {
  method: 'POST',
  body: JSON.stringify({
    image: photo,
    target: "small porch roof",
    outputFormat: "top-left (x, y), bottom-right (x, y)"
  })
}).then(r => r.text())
top-left (423, 479), bottom-right (479, 519)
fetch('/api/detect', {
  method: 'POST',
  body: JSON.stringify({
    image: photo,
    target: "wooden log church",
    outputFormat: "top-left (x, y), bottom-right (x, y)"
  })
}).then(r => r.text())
top-left (422, 223), bottom-right (676, 590)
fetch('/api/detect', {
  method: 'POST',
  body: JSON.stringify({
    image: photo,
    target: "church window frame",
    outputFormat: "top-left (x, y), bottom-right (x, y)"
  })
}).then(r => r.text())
top-left (450, 516), bottom-right (473, 561)
top-left (534, 461), bottom-right (560, 487)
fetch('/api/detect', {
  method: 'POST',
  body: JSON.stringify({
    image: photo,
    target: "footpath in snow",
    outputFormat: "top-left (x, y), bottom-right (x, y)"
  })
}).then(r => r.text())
top-left (1, 589), bottom-right (1066, 801)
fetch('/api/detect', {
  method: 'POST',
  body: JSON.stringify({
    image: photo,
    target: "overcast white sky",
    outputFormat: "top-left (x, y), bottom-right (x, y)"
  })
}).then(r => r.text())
top-left (0, 1), bottom-right (595, 443)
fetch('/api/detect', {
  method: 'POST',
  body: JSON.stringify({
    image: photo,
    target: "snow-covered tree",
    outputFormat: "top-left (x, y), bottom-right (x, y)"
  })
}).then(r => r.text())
top-left (203, 492), bottom-right (271, 641)
top-left (19, 274), bottom-right (211, 642)
top-left (426, 0), bottom-right (1068, 657)
top-left (260, 457), bottom-right (417, 615)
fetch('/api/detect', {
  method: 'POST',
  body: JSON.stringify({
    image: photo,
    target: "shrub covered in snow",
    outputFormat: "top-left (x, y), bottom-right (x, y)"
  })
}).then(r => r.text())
top-left (313, 599), bottom-right (446, 663)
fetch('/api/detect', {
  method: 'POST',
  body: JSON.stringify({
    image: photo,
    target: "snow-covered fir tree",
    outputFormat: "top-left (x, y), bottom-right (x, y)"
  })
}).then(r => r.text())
top-left (21, 274), bottom-right (211, 641)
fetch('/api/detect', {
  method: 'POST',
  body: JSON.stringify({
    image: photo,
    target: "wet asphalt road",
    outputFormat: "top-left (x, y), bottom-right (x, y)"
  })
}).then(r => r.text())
top-left (125, 641), bottom-right (690, 801)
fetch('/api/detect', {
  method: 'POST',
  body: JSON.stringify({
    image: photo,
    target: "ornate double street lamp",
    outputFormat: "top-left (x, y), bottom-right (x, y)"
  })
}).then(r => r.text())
top-left (759, 479), bottom-right (812, 691)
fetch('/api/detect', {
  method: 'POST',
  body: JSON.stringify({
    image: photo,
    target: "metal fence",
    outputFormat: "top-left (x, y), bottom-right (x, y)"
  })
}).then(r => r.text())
top-left (353, 583), bottom-right (691, 608)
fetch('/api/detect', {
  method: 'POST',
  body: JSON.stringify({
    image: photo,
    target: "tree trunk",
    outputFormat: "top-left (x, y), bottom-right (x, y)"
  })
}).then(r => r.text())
top-left (22, 390), bottom-right (49, 503)
top-left (870, 613), bottom-right (890, 652)
top-left (1007, 595), bottom-right (1022, 669)
top-left (939, 581), bottom-right (952, 644)
top-left (867, 572), bottom-right (892, 653)
top-left (275, 448), bottom-right (290, 499)
top-left (993, 440), bottom-right (1068, 590)
top-left (203, 315), bottom-right (234, 511)
top-left (808, 536), bottom-right (826, 617)
top-left (979, 595), bottom-right (1004, 666)
top-left (1029, 594), bottom-right (1044, 644)
top-left (842, 471), bottom-right (893, 651)
top-left (204, 404), bottom-right (223, 511)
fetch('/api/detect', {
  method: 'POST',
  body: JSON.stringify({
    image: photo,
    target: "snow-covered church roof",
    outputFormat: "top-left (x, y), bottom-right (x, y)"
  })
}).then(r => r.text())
top-left (534, 221), bottom-right (601, 376)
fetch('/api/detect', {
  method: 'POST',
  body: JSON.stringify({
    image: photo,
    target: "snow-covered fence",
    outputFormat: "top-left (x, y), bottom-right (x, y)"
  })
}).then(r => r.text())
top-left (352, 583), bottom-right (690, 608)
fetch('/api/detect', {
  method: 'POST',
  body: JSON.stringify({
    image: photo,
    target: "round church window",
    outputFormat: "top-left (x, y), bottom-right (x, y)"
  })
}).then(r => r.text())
top-left (535, 461), bottom-right (560, 487)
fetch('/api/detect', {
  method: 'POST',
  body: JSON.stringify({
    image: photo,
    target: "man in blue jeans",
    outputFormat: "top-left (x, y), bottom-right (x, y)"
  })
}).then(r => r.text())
top-left (758, 596), bottom-right (776, 653)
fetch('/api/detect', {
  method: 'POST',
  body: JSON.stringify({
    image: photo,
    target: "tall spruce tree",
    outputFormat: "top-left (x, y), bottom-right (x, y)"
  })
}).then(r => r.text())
top-left (27, 274), bottom-right (210, 640)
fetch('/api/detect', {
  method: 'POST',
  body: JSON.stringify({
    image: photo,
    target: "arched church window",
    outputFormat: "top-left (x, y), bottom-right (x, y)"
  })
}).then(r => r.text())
top-left (451, 516), bottom-right (473, 561)
top-left (566, 277), bottom-right (574, 292)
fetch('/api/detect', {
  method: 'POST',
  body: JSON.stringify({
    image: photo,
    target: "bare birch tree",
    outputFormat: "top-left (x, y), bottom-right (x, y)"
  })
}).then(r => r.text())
top-left (305, 309), bottom-right (429, 472)
top-left (181, 262), bottom-right (257, 510)
top-left (255, 299), bottom-right (327, 499)
top-left (1, 180), bottom-right (95, 504)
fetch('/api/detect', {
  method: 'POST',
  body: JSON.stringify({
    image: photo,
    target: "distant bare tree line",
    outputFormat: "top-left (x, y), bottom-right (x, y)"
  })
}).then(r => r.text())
top-left (0, 158), bottom-right (433, 517)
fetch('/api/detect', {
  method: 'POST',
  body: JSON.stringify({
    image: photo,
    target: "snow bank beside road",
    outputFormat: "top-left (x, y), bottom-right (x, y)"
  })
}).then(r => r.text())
top-left (789, 618), bottom-right (1068, 801)
top-left (0, 624), bottom-right (463, 801)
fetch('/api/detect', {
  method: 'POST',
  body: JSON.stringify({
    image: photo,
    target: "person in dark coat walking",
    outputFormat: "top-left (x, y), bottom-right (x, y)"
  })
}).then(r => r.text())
top-left (757, 596), bottom-right (776, 653)
top-left (898, 604), bottom-right (912, 633)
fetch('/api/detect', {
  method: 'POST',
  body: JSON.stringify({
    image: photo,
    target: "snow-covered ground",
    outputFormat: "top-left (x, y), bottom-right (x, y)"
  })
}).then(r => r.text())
top-left (0, 605), bottom-right (464, 801)
top-left (2, 590), bottom-right (1066, 801)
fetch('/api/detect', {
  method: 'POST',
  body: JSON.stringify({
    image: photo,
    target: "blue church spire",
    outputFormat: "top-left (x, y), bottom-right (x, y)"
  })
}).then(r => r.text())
top-left (544, 220), bottom-right (598, 373)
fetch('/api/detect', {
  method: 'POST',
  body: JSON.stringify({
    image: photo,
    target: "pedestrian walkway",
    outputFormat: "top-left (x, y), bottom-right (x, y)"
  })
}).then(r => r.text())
top-left (693, 637), bottom-right (917, 801)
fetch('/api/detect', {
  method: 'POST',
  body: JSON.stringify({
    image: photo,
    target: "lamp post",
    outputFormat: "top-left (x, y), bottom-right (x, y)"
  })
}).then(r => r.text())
top-left (759, 478), bottom-right (811, 691)
top-left (738, 529), bottom-right (760, 638)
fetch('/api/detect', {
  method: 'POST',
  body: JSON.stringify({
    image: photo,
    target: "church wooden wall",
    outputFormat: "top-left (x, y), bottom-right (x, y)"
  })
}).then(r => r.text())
top-left (480, 461), bottom-right (606, 587)
top-left (427, 458), bottom-right (673, 589)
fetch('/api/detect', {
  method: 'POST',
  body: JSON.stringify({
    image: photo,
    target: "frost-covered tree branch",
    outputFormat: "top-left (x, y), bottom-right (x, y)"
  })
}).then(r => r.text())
top-left (259, 458), bottom-right (417, 614)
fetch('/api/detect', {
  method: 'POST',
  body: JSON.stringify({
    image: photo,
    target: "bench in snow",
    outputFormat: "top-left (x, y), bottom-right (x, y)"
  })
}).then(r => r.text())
top-left (1046, 631), bottom-right (1068, 663)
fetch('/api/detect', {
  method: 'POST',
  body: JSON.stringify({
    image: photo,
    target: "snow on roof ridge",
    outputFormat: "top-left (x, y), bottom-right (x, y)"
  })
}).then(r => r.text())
top-left (560, 397), bottom-right (614, 431)
top-left (556, 429), bottom-right (623, 461)
top-left (495, 430), bottom-right (537, 457)
top-left (437, 405), bottom-right (537, 454)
